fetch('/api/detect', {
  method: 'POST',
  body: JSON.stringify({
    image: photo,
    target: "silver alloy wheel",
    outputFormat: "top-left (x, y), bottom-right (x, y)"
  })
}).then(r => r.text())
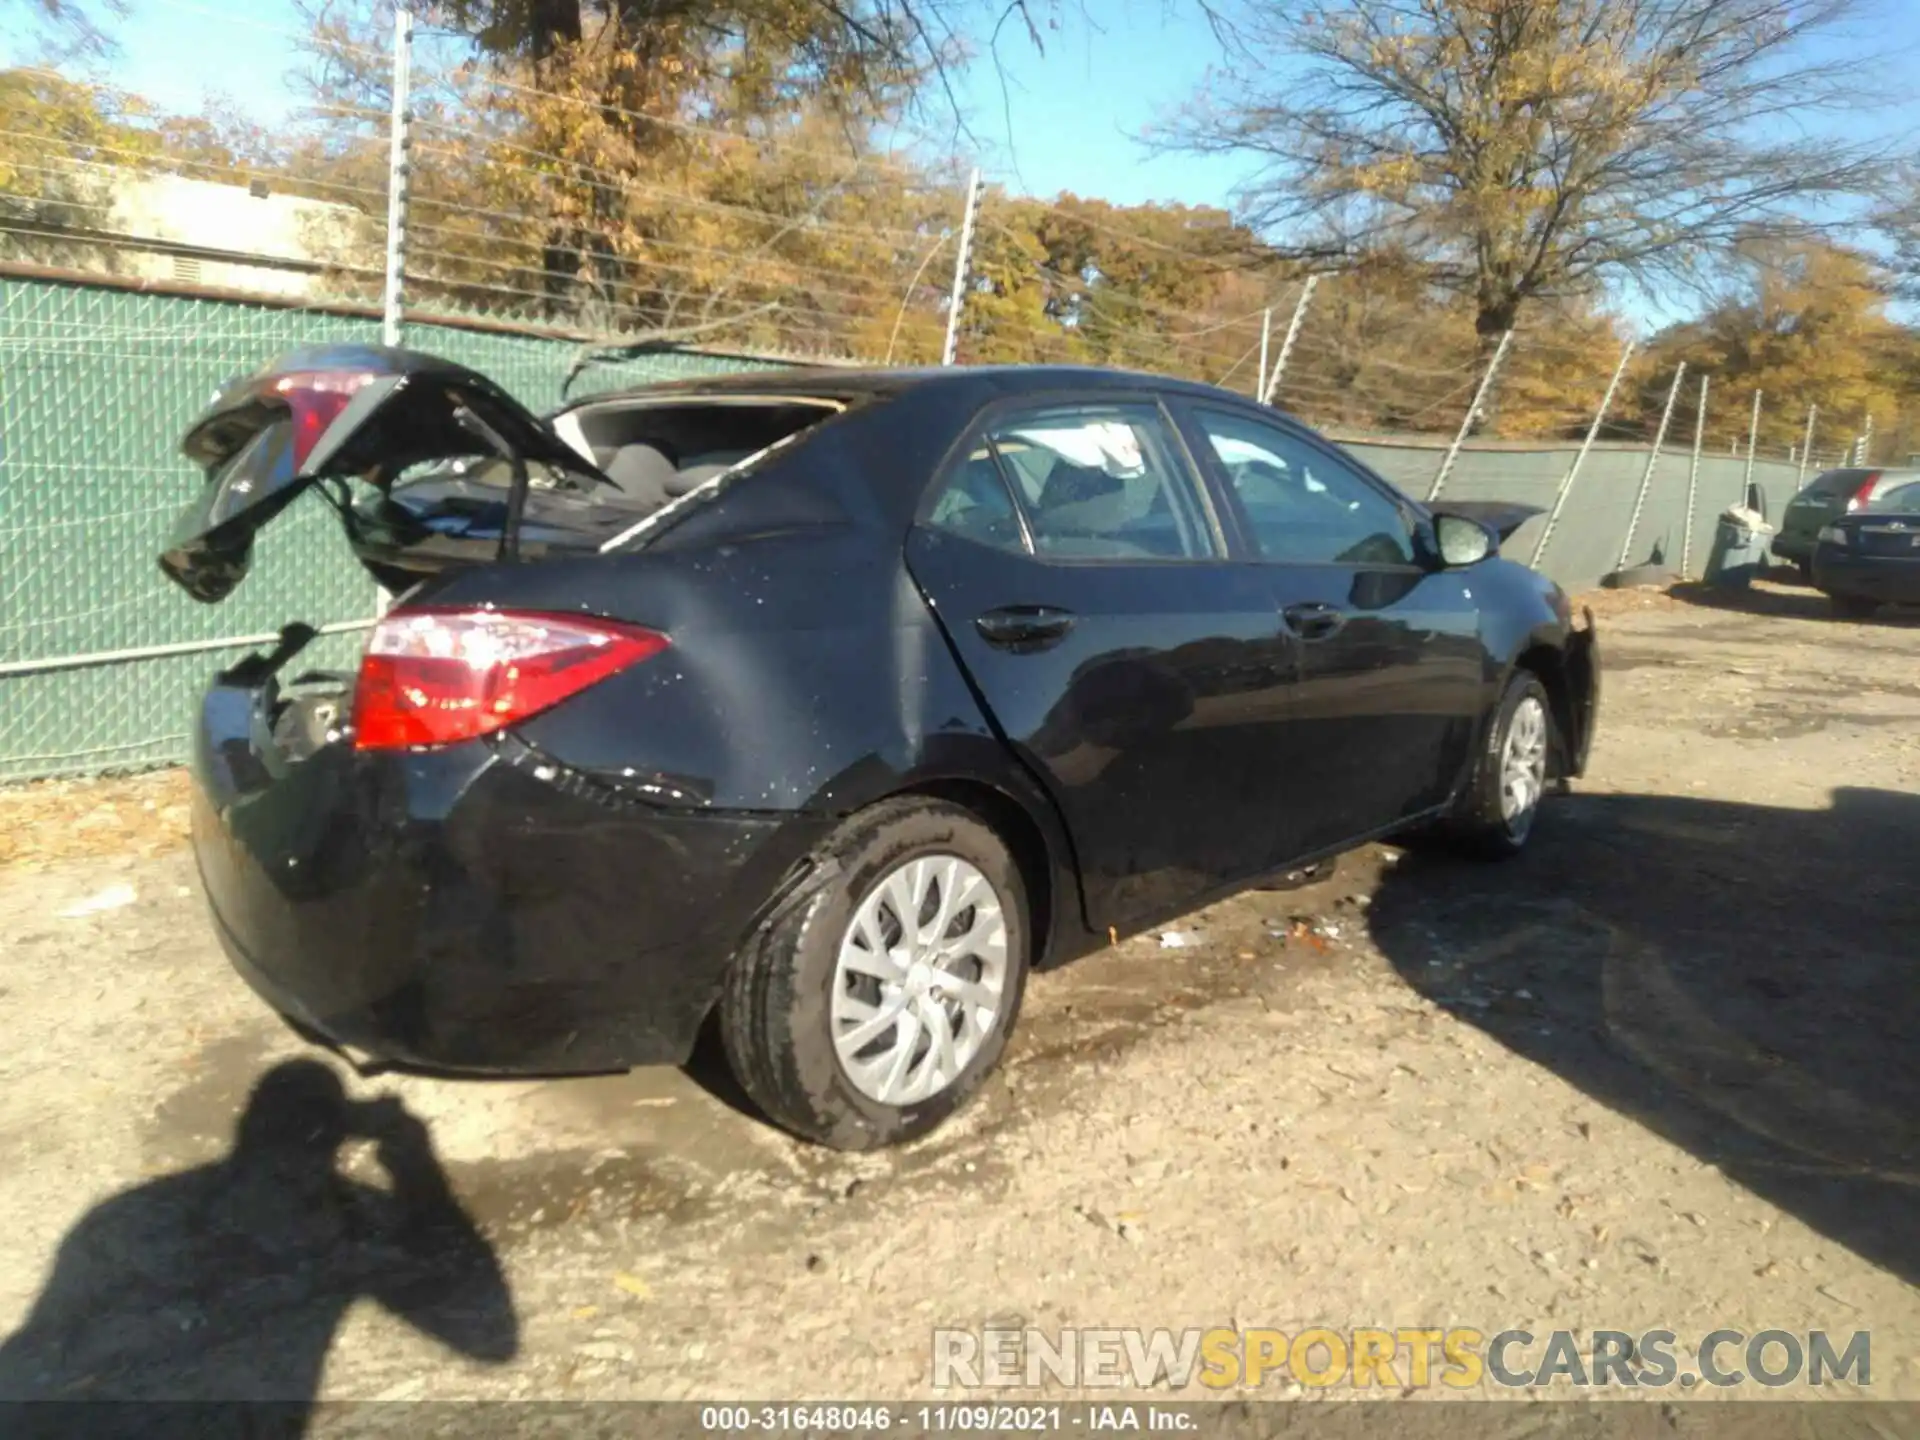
top-left (830, 854), bottom-right (1010, 1105)
top-left (1499, 693), bottom-right (1549, 839)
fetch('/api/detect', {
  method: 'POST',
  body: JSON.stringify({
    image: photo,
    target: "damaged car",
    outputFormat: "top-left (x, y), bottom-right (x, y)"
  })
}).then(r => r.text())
top-left (160, 346), bottom-right (1599, 1149)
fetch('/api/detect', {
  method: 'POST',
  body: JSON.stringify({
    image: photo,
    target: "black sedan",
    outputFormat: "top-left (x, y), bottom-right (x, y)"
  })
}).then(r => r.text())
top-left (159, 347), bottom-right (1598, 1149)
top-left (1811, 478), bottom-right (1920, 617)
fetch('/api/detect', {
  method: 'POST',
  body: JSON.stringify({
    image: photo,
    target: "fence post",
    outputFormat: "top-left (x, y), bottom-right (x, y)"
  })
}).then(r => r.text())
top-left (941, 168), bottom-right (983, 367)
top-left (381, 6), bottom-right (414, 349)
top-left (1256, 307), bottom-right (1272, 401)
top-left (1427, 329), bottom-right (1511, 503)
top-left (1261, 275), bottom-right (1319, 406)
top-left (1798, 405), bottom-right (1816, 486)
top-left (1531, 341), bottom-right (1634, 569)
top-left (1740, 389), bottom-right (1761, 506)
top-left (1617, 362), bottom-right (1686, 571)
top-left (1682, 373), bottom-right (1709, 578)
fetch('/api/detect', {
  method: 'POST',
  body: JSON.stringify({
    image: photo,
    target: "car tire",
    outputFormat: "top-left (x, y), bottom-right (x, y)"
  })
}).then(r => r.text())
top-left (1828, 592), bottom-right (1879, 619)
top-left (1445, 670), bottom-right (1555, 860)
top-left (718, 797), bottom-right (1030, 1150)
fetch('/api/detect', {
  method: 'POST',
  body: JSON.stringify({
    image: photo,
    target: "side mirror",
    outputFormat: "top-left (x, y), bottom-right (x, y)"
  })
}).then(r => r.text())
top-left (1432, 512), bottom-right (1495, 568)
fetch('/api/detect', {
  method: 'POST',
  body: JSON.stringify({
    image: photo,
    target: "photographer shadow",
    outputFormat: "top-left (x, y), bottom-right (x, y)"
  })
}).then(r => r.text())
top-left (0, 1059), bottom-right (516, 1426)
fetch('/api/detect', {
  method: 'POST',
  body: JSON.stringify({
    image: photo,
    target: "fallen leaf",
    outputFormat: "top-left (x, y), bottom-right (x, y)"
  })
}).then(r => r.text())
top-left (613, 1272), bottom-right (651, 1300)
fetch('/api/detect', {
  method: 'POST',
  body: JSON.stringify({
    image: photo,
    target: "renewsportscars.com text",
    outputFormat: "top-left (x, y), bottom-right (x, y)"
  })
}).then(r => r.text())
top-left (931, 1326), bottom-right (1872, 1391)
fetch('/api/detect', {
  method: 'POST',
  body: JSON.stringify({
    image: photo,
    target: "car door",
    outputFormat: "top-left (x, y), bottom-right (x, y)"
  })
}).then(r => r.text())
top-left (904, 395), bottom-right (1301, 934)
top-left (1173, 402), bottom-right (1484, 860)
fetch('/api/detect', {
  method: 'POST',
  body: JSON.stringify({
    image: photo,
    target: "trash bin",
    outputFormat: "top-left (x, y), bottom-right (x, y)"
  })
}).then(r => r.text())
top-left (1704, 503), bottom-right (1774, 589)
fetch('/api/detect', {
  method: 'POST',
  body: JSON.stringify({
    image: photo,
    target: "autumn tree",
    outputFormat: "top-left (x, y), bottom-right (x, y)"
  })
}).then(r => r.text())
top-left (1643, 238), bottom-right (1919, 462)
top-left (0, 68), bottom-right (157, 268)
top-left (1164, 0), bottom-right (1894, 351)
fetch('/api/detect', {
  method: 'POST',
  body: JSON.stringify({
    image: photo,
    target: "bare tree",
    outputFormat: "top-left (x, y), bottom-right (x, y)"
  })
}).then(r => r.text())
top-left (1163, 0), bottom-right (1898, 348)
top-left (5, 0), bottom-right (125, 56)
top-left (1881, 164), bottom-right (1920, 302)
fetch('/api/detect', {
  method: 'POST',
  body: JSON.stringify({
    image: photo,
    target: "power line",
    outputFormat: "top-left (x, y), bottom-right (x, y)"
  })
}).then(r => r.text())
top-left (410, 126), bottom-right (951, 245)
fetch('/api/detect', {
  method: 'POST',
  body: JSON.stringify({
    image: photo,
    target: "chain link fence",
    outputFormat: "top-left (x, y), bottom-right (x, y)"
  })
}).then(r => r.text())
top-left (2, 268), bottom-right (1812, 783)
top-left (0, 273), bottom-right (790, 780)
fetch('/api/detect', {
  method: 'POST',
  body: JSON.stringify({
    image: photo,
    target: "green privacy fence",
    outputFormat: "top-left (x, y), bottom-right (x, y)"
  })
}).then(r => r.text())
top-left (0, 273), bottom-right (793, 780)
top-left (2, 271), bottom-right (1812, 782)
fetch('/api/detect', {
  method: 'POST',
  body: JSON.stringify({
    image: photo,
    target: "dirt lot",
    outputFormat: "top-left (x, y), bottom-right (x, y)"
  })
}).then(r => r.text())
top-left (0, 581), bottom-right (1916, 1416)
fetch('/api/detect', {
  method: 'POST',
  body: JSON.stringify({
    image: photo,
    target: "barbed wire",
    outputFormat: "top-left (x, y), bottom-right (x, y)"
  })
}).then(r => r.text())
top-left (4, 30), bottom-right (1904, 450)
top-left (405, 195), bottom-right (942, 294)
top-left (408, 127), bottom-right (951, 246)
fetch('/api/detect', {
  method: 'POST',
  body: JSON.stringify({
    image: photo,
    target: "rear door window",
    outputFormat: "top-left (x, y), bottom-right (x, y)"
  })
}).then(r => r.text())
top-left (924, 443), bottom-right (1028, 552)
top-left (978, 402), bottom-right (1219, 560)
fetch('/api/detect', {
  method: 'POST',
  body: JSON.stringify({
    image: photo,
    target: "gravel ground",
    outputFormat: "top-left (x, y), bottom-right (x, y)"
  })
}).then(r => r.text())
top-left (0, 581), bottom-right (1916, 1418)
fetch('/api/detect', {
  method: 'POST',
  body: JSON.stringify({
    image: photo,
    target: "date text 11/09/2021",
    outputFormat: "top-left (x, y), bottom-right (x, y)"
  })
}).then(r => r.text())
top-left (700, 1405), bottom-right (1189, 1432)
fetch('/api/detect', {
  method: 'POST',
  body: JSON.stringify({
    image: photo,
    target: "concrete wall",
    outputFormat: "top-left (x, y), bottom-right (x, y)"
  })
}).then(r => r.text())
top-left (103, 173), bottom-right (375, 299)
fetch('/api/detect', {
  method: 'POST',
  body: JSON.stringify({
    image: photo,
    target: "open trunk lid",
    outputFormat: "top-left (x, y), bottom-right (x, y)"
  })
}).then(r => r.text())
top-left (159, 344), bottom-right (611, 602)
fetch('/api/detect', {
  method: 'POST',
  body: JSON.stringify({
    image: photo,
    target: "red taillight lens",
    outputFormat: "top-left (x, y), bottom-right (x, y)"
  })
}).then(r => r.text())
top-left (350, 608), bottom-right (669, 752)
top-left (268, 370), bottom-right (377, 472)
top-left (1847, 472), bottom-right (1882, 512)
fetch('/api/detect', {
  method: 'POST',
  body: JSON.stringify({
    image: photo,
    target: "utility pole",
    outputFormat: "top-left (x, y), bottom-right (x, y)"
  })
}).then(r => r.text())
top-left (1682, 373), bottom-right (1709, 578)
top-left (1532, 342), bottom-right (1634, 570)
top-left (1428, 329), bottom-right (1511, 503)
top-left (941, 168), bottom-right (983, 367)
top-left (1618, 362), bottom-right (1686, 571)
top-left (1856, 412), bottom-right (1875, 466)
top-left (1798, 405), bottom-right (1816, 486)
top-left (1261, 275), bottom-right (1319, 406)
top-left (381, 6), bottom-right (414, 349)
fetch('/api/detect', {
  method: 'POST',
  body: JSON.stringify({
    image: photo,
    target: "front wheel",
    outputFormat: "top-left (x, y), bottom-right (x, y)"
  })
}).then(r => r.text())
top-left (1446, 671), bottom-right (1554, 859)
top-left (718, 798), bottom-right (1030, 1149)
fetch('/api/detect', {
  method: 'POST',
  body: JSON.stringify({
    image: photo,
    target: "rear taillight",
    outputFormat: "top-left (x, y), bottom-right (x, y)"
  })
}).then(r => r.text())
top-left (1846, 471), bottom-right (1882, 512)
top-left (268, 370), bottom-right (377, 472)
top-left (350, 608), bottom-right (668, 752)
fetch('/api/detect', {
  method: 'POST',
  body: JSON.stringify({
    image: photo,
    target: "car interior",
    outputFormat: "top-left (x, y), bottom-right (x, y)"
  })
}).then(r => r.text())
top-left (353, 394), bottom-right (843, 566)
top-left (555, 397), bottom-right (842, 511)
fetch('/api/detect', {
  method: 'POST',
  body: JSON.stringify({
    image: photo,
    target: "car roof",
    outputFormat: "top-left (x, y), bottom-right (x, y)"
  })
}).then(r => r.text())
top-left (569, 363), bottom-right (1264, 409)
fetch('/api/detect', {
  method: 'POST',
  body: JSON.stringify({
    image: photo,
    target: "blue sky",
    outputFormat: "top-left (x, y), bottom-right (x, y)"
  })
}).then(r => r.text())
top-left (52, 0), bottom-right (1249, 207)
top-left (19, 0), bottom-right (1919, 220)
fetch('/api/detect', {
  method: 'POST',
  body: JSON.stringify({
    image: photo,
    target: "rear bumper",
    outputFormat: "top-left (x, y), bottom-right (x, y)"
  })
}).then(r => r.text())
top-left (192, 685), bottom-right (831, 1073)
top-left (1812, 547), bottom-right (1920, 605)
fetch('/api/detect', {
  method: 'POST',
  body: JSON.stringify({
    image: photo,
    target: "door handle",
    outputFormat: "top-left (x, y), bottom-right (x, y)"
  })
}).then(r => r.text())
top-left (1282, 601), bottom-right (1346, 642)
top-left (975, 605), bottom-right (1077, 649)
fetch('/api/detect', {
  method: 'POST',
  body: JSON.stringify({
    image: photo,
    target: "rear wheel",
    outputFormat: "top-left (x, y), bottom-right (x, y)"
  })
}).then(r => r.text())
top-left (1828, 592), bottom-right (1880, 619)
top-left (718, 798), bottom-right (1029, 1149)
top-left (1445, 671), bottom-right (1554, 859)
